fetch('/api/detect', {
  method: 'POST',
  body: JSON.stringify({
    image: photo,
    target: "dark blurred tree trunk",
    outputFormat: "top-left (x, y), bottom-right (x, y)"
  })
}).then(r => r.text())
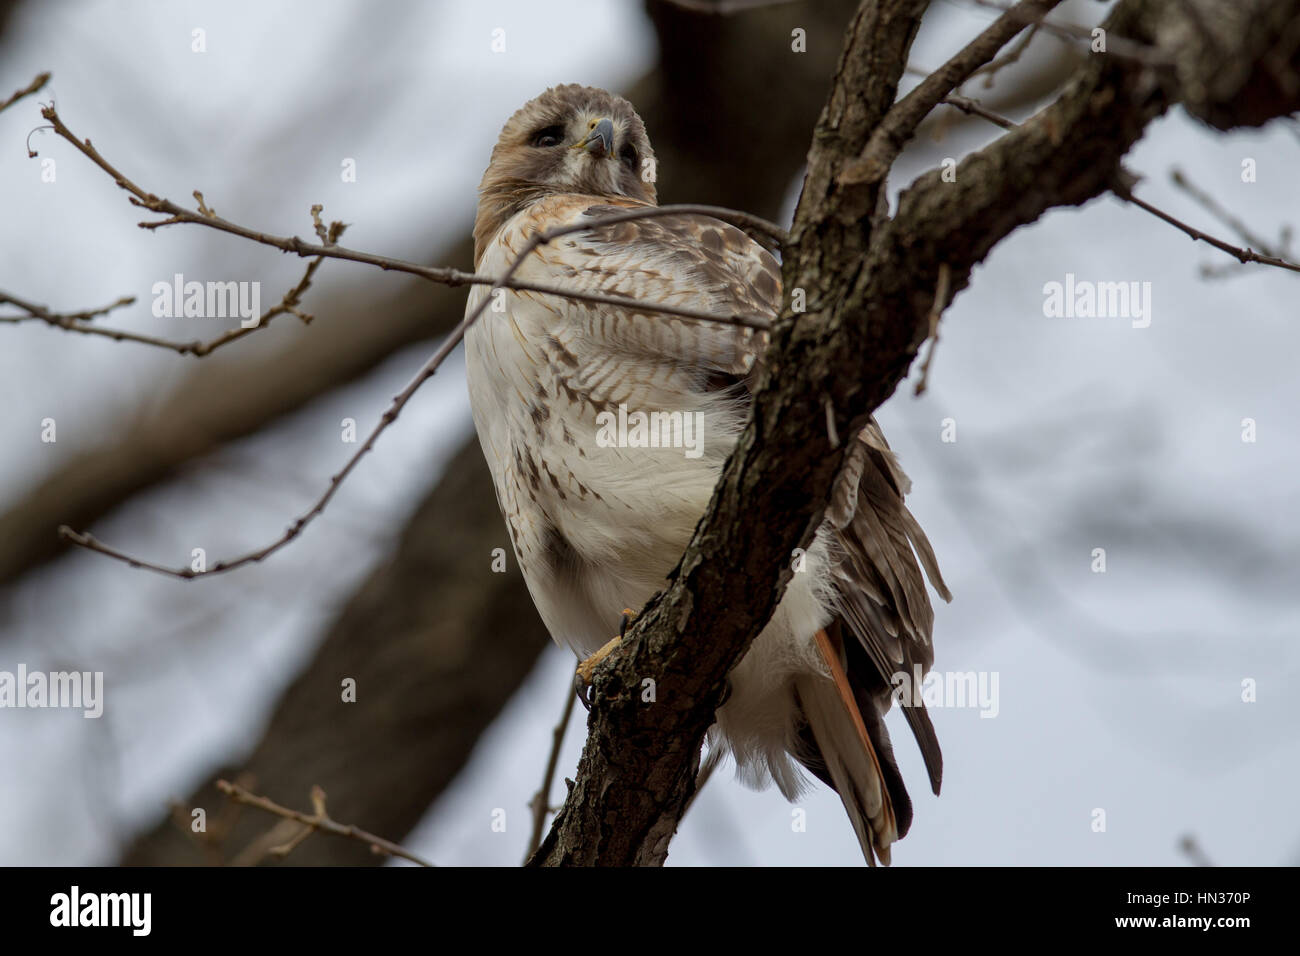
top-left (122, 440), bottom-right (549, 865)
top-left (118, 0), bottom-right (860, 865)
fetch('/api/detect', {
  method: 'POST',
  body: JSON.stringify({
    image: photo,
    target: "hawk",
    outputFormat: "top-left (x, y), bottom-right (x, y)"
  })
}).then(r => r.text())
top-left (464, 84), bottom-right (951, 865)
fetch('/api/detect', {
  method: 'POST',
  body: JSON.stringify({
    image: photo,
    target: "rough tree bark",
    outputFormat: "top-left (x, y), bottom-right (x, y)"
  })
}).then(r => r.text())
top-left (532, 0), bottom-right (1300, 866)
top-left (120, 440), bottom-right (551, 866)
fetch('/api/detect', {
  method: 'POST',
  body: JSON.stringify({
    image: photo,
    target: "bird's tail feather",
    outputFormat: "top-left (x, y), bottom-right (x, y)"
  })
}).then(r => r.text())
top-left (794, 629), bottom-right (913, 866)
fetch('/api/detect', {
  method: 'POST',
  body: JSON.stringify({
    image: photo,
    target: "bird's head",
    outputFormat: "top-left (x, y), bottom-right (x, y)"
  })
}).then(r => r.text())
top-left (474, 85), bottom-right (657, 264)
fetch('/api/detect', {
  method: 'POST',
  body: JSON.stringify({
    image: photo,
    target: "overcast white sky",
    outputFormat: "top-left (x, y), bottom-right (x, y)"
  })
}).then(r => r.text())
top-left (1, 0), bottom-right (1296, 866)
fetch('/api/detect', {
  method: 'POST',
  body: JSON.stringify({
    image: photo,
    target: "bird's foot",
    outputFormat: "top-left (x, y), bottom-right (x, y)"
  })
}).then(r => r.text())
top-left (573, 608), bottom-right (635, 710)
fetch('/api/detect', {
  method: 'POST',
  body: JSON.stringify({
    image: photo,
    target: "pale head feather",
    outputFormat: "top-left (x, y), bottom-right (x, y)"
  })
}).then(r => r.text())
top-left (474, 84), bottom-right (658, 266)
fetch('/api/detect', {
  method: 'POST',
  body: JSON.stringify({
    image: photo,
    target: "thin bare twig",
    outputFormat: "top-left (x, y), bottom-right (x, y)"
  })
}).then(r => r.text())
top-left (971, 20), bottom-right (1041, 88)
top-left (1178, 833), bottom-right (1215, 867)
top-left (168, 769), bottom-right (254, 865)
top-left (216, 780), bottom-right (435, 867)
top-left (1115, 178), bottom-right (1300, 275)
top-left (914, 263), bottom-right (951, 396)
top-left (939, 93), bottom-right (1300, 276)
top-left (847, 0), bottom-right (1064, 183)
top-left (32, 104), bottom-right (779, 332)
top-left (525, 685), bottom-right (578, 862)
top-left (0, 72), bottom-right (49, 115)
top-left (1168, 167), bottom-right (1295, 278)
top-left (1170, 168), bottom-right (1281, 254)
top-left (940, 91), bottom-right (1020, 130)
top-left (0, 252), bottom-right (332, 356)
top-left (0, 292), bottom-right (141, 336)
top-left (60, 197), bottom-right (737, 578)
top-left (968, 0), bottom-right (1172, 66)
top-left (228, 817), bottom-right (308, 867)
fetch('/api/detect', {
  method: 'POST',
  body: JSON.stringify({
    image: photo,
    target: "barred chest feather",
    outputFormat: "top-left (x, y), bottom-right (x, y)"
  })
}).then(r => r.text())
top-left (464, 201), bottom-right (755, 657)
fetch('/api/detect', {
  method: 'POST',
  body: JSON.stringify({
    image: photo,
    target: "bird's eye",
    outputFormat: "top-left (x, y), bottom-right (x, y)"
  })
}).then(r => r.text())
top-left (619, 143), bottom-right (638, 173)
top-left (530, 125), bottom-right (565, 148)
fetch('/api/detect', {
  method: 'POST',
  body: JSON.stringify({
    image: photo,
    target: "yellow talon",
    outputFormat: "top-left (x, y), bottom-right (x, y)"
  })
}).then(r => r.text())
top-left (573, 609), bottom-right (635, 696)
top-left (576, 635), bottom-right (622, 686)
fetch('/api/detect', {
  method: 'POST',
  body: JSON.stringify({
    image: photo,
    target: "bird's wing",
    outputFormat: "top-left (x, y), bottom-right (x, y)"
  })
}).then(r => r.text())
top-left (507, 196), bottom-right (778, 409)
top-left (824, 419), bottom-right (952, 797)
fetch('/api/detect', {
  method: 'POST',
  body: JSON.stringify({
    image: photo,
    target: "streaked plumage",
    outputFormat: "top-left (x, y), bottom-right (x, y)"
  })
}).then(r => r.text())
top-left (465, 84), bottom-right (951, 864)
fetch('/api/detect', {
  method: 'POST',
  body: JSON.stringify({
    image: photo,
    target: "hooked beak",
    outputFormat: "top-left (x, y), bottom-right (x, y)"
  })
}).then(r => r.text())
top-left (572, 117), bottom-right (615, 158)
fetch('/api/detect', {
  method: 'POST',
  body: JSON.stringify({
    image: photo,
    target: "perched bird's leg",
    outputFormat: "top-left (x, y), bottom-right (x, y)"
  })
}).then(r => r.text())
top-left (573, 608), bottom-right (635, 710)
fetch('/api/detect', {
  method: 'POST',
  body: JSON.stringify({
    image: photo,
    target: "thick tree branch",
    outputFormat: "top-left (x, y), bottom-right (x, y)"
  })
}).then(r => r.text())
top-left (532, 0), bottom-right (933, 866)
top-left (534, 0), bottom-right (1300, 866)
